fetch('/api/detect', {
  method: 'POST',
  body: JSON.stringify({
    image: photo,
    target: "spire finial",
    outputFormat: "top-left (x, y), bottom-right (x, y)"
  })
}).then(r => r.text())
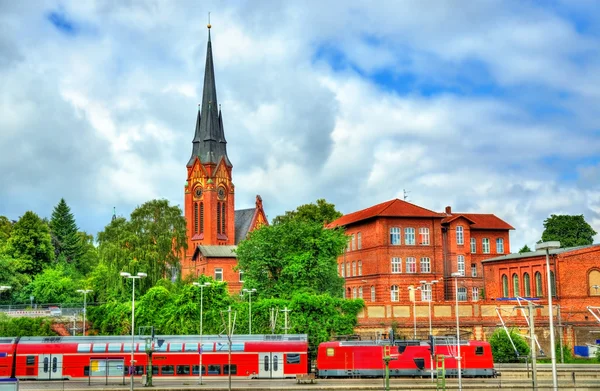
top-left (207, 12), bottom-right (211, 29)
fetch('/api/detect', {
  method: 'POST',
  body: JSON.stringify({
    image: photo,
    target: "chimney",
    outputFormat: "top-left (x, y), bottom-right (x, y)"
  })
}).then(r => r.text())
top-left (445, 206), bottom-right (452, 214)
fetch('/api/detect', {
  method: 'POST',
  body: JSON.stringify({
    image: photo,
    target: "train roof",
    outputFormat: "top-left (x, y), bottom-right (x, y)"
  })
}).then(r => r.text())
top-left (15, 334), bottom-right (308, 344)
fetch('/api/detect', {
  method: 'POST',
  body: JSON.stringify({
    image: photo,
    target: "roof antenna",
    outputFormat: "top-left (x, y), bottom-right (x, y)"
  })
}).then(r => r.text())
top-left (207, 12), bottom-right (211, 29)
top-left (403, 189), bottom-right (410, 202)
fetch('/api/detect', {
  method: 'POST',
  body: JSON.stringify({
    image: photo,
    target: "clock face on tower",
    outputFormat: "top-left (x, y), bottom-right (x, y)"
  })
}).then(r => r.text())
top-left (194, 187), bottom-right (202, 199)
top-left (217, 187), bottom-right (226, 200)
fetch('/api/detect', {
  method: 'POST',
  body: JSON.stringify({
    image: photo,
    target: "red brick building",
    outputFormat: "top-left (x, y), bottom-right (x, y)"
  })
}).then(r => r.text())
top-left (180, 27), bottom-right (267, 292)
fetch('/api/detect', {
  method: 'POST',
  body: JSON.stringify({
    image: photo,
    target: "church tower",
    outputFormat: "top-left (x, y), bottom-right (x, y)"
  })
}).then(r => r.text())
top-left (184, 24), bottom-right (235, 250)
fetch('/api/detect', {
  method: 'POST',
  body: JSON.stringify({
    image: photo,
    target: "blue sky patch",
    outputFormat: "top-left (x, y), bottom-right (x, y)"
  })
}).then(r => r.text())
top-left (46, 9), bottom-right (78, 36)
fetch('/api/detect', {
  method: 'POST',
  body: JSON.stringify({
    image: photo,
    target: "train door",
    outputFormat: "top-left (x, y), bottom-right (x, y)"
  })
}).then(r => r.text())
top-left (257, 352), bottom-right (284, 378)
top-left (38, 354), bottom-right (63, 380)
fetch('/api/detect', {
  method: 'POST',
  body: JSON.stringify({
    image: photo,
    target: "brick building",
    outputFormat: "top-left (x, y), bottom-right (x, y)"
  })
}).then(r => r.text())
top-left (180, 26), bottom-right (267, 292)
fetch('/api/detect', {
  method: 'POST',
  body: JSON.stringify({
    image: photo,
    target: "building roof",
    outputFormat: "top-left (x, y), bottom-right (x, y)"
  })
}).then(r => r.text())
top-left (187, 27), bottom-right (231, 167)
top-left (235, 208), bottom-right (256, 245)
top-left (443, 213), bottom-right (514, 230)
top-left (482, 243), bottom-right (600, 263)
top-left (194, 245), bottom-right (237, 259)
top-left (326, 199), bottom-right (444, 228)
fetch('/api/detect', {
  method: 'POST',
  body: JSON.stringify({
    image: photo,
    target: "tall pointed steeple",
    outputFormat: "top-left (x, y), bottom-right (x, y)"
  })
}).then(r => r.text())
top-left (188, 25), bottom-right (231, 167)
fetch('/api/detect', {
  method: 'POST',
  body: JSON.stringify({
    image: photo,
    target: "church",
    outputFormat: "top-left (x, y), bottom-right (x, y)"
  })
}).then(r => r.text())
top-left (179, 24), bottom-right (267, 293)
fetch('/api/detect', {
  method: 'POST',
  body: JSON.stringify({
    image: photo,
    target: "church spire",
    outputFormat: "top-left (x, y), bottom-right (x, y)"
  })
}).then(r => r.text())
top-left (188, 23), bottom-right (231, 167)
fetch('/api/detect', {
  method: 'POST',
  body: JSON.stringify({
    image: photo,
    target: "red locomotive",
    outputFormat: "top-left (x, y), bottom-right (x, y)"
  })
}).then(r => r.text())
top-left (316, 337), bottom-right (497, 378)
top-left (0, 334), bottom-right (308, 380)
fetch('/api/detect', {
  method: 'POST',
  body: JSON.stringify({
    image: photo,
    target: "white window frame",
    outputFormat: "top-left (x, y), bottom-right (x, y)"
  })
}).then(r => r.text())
top-left (421, 284), bottom-right (432, 302)
top-left (352, 261), bottom-right (356, 276)
top-left (472, 287), bottom-right (479, 301)
top-left (405, 228), bottom-right (416, 245)
top-left (390, 285), bottom-right (399, 302)
top-left (358, 261), bottom-right (362, 276)
top-left (406, 257), bottom-right (416, 273)
top-left (420, 257), bottom-right (431, 273)
top-left (371, 286), bottom-right (376, 302)
top-left (352, 287), bottom-right (357, 299)
top-left (458, 287), bottom-right (467, 301)
top-left (419, 227), bottom-right (430, 245)
top-left (390, 227), bottom-right (401, 245)
top-left (340, 263), bottom-right (345, 277)
top-left (456, 226), bottom-right (464, 245)
top-left (457, 255), bottom-right (465, 276)
top-left (482, 238), bottom-right (490, 254)
top-left (496, 238), bottom-right (504, 254)
top-left (358, 286), bottom-right (363, 299)
top-left (357, 232), bottom-right (362, 249)
top-left (351, 234), bottom-right (356, 251)
top-left (391, 257), bottom-right (402, 273)
top-left (215, 268), bottom-right (223, 282)
top-left (471, 263), bottom-right (477, 277)
top-left (346, 262), bottom-right (351, 277)
top-left (470, 237), bottom-right (476, 253)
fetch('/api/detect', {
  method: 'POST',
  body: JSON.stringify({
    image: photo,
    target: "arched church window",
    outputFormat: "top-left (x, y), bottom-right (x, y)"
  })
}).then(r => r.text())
top-left (535, 272), bottom-right (543, 297)
top-left (221, 203), bottom-right (226, 234)
top-left (200, 202), bottom-right (204, 233)
top-left (193, 203), bottom-right (199, 234)
top-left (216, 204), bottom-right (221, 234)
top-left (502, 274), bottom-right (508, 297)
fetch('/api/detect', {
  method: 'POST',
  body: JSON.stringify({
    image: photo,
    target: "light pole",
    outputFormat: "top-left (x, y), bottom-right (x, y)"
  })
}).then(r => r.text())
top-left (592, 284), bottom-right (600, 295)
top-left (451, 272), bottom-right (463, 390)
top-left (408, 286), bottom-right (421, 339)
top-left (120, 272), bottom-right (146, 391)
top-left (420, 279), bottom-right (438, 382)
top-left (76, 289), bottom-right (92, 336)
top-left (535, 241), bottom-right (561, 391)
top-left (242, 288), bottom-right (257, 334)
top-left (193, 281), bottom-right (210, 385)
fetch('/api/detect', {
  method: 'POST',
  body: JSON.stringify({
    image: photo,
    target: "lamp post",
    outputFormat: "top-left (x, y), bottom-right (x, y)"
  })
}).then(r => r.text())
top-left (592, 284), bottom-right (600, 295)
top-left (76, 289), bottom-right (92, 336)
top-left (419, 279), bottom-right (438, 382)
top-left (408, 286), bottom-right (421, 339)
top-left (535, 241), bottom-right (561, 391)
top-left (451, 272), bottom-right (463, 390)
top-left (242, 288), bottom-right (257, 334)
top-left (120, 272), bottom-right (146, 391)
top-left (193, 282), bottom-right (211, 385)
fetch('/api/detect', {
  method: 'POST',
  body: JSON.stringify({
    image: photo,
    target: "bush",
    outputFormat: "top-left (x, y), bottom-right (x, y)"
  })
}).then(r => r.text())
top-left (489, 328), bottom-right (530, 363)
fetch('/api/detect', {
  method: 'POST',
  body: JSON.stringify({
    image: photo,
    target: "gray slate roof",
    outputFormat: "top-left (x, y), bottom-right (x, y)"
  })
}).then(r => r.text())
top-left (482, 243), bottom-right (600, 263)
top-left (196, 245), bottom-right (237, 258)
top-left (235, 208), bottom-right (256, 245)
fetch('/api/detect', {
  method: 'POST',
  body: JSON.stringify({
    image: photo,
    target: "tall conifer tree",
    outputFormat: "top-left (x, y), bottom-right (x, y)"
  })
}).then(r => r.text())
top-left (49, 198), bottom-right (82, 263)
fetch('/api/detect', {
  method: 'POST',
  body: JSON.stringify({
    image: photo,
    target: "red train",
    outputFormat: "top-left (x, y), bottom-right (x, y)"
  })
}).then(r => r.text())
top-left (0, 334), bottom-right (308, 380)
top-left (316, 337), bottom-right (497, 378)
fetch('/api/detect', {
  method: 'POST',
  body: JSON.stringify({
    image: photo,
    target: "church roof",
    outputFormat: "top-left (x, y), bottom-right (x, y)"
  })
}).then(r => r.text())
top-left (235, 208), bottom-right (256, 245)
top-left (193, 245), bottom-right (237, 259)
top-left (187, 27), bottom-right (231, 167)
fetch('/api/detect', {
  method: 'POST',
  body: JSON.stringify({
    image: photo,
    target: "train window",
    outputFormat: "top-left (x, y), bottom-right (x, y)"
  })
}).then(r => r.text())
top-left (201, 343), bottom-right (213, 352)
top-left (161, 365), bottom-right (174, 375)
top-left (286, 354), bottom-right (300, 364)
top-left (135, 366), bottom-right (144, 375)
top-left (122, 343), bottom-right (138, 352)
top-left (77, 343), bottom-right (91, 353)
top-left (107, 343), bottom-right (121, 353)
top-left (184, 343), bottom-right (198, 352)
top-left (176, 365), bottom-right (190, 375)
top-left (208, 365), bottom-right (221, 375)
top-left (263, 356), bottom-right (269, 371)
top-left (26, 356), bottom-right (35, 365)
top-left (43, 357), bottom-right (49, 373)
top-left (273, 356), bottom-right (279, 371)
top-left (231, 343), bottom-right (244, 351)
top-left (152, 367), bottom-right (158, 375)
top-left (224, 365), bottom-right (237, 375)
top-left (326, 348), bottom-right (334, 357)
top-left (84, 366), bottom-right (90, 376)
top-left (475, 346), bottom-right (484, 356)
top-left (170, 343), bottom-right (183, 352)
top-left (192, 365), bottom-right (206, 375)
top-left (92, 344), bottom-right (107, 353)
top-left (155, 343), bottom-right (168, 352)
top-left (52, 357), bottom-right (58, 373)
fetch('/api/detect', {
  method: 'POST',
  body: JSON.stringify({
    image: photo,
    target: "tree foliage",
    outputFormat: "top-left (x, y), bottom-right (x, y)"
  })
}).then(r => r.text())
top-left (272, 199), bottom-right (343, 226)
top-left (0, 314), bottom-right (57, 337)
top-left (540, 214), bottom-right (597, 248)
top-left (0, 216), bottom-right (13, 244)
top-left (49, 199), bottom-right (83, 264)
top-left (5, 211), bottom-right (54, 275)
top-left (18, 264), bottom-right (80, 305)
top-left (489, 328), bottom-right (530, 363)
top-left (236, 219), bottom-right (346, 299)
top-left (518, 245), bottom-right (532, 253)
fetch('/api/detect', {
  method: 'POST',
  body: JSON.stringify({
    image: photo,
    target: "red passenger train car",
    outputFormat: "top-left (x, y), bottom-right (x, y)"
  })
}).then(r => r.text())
top-left (316, 338), bottom-right (496, 378)
top-left (0, 334), bottom-right (308, 380)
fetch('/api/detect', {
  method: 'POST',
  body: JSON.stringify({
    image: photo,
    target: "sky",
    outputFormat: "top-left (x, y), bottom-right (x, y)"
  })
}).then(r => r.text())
top-left (1, 0), bottom-right (599, 252)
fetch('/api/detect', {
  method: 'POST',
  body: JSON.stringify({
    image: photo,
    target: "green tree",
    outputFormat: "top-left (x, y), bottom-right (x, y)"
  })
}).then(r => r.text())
top-left (518, 245), bottom-right (532, 253)
top-left (272, 199), bottom-right (343, 225)
top-left (18, 264), bottom-right (80, 305)
top-left (49, 198), bottom-right (83, 263)
top-left (0, 216), bottom-right (13, 244)
top-left (0, 315), bottom-right (57, 337)
top-left (489, 328), bottom-right (530, 363)
top-left (236, 219), bottom-right (347, 299)
top-left (540, 214), bottom-right (597, 248)
top-left (75, 231), bottom-right (99, 276)
top-left (5, 211), bottom-right (54, 275)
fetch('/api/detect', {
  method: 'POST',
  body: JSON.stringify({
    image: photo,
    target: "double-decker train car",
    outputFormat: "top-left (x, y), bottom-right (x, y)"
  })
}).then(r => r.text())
top-left (0, 334), bottom-right (308, 380)
top-left (316, 338), bottom-right (496, 378)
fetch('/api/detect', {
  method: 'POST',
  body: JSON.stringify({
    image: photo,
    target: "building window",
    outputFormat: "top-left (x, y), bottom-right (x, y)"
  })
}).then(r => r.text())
top-left (589, 270), bottom-right (600, 296)
top-left (419, 228), bottom-right (430, 245)
top-left (512, 273), bottom-right (520, 297)
top-left (421, 284), bottom-right (432, 302)
top-left (420, 257), bottom-right (431, 273)
top-left (216, 204), bottom-right (221, 234)
top-left (221, 203), bottom-right (226, 234)
top-left (215, 268), bottom-right (223, 282)
top-left (524, 273), bottom-right (531, 297)
top-left (471, 263), bottom-right (477, 277)
top-left (352, 287), bottom-right (357, 299)
top-left (340, 263), bottom-right (345, 277)
top-left (357, 232), bottom-right (362, 249)
top-left (535, 272), bottom-right (543, 297)
top-left (391, 257), bottom-right (402, 273)
top-left (358, 287), bottom-right (363, 299)
top-left (200, 203), bottom-right (204, 233)
top-left (482, 238), bottom-right (490, 253)
top-left (371, 286), bottom-right (376, 302)
top-left (502, 274), bottom-right (508, 297)
top-left (239, 270), bottom-right (244, 282)
top-left (352, 261), bottom-right (356, 276)
top-left (458, 287), bottom-right (467, 301)
top-left (406, 257), bottom-right (416, 273)
top-left (351, 234), bottom-right (356, 251)
top-left (193, 203), bottom-right (199, 234)
top-left (470, 237), bottom-right (476, 253)
top-left (550, 271), bottom-right (556, 297)
top-left (456, 226), bottom-right (464, 245)
top-left (457, 255), bottom-right (465, 276)
top-left (405, 228), bottom-right (415, 245)
top-left (346, 262), bottom-right (351, 277)
top-left (390, 285), bottom-right (399, 302)
top-left (390, 227), bottom-right (401, 245)
top-left (358, 261), bottom-right (362, 276)
top-left (496, 238), bottom-right (504, 254)
top-left (472, 287), bottom-right (479, 301)
top-left (347, 237), bottom-right (351, 252)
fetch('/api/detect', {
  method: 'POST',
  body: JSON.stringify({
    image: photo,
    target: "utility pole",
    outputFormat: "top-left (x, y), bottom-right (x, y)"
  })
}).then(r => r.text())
top-left (515, 301), bottom-right (542, 391)
top-left (280, 307), bottom-right (291, 334)
top-left (220, 306), bottom-right (236, 391)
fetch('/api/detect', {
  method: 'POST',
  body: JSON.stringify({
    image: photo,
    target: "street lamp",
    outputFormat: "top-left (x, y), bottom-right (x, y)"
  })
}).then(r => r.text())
top-left (535, 241), bottom-right (561, 391)
top-left (192, 281), bottom-right (211, 385)
top-left (76, 289), bottom-right (92, 336)
top-left (592, 285), bottom-right (600, 295)
top-left (407, 286), bottom-right (421, 339)
top-left (419, 279), bottom-right (438, 382)
top-left (242, 288), bottom-right (257, 335)
top-left (451, 272), bottom-right (463, 390)
top-left (120, 272), bottom-right (146, 391)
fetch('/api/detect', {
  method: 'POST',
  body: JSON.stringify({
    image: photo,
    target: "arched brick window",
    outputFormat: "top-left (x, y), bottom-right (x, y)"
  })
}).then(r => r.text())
top-left (535, 272), bottom-right (543, 297)
top-left (512, 273), bottom-right (520, 297)
top-left (550, 271), bottom-right (556, 297)
top-left (502, 275), bottom-right (508, 297)
top-left (589, 269), bottom-right (600, 296)
top-left (523, 273), bottom-right (531, 297)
